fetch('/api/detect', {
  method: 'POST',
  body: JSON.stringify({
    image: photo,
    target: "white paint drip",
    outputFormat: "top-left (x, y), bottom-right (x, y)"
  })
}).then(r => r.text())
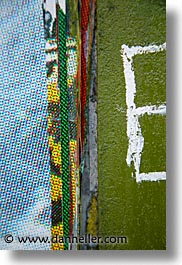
top-left (121, 43), bottom-right (166, 183)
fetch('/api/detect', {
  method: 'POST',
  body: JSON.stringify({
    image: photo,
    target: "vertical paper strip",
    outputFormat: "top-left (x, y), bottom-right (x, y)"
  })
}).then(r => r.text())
top-left (66, 0), bottom-right (81, 250)
top-left (81, 0), bottom-right (90, 147)
top-left (43, 0), bottom-right (63, 250)
top-left (57, 4), bottom-right (70, 251)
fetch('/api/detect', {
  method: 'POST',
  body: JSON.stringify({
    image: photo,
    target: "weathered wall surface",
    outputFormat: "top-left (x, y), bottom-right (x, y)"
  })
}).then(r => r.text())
top-left (80, 6), bottom-right (98, 249)
top-left (98, 0), bottom-right (166, 249)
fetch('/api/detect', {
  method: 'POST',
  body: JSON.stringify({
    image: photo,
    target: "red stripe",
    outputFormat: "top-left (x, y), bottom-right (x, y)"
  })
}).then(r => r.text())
top-left (81, 0), bottom-right (90, 146)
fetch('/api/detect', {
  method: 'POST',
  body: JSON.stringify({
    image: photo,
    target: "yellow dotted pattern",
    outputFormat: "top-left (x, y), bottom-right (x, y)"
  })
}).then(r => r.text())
top-left (48, 136), bottom-right (62, 167)
top-left (51, 223), bottom-right (64, 250)
top-left (47, 82), bottom-right (60, 103)
top-left (51, 174), bottom-right (62, 201)
top-left (52, 142), bottom-right (61, 167)
top-left (70, 140), bottom-right (77, 222)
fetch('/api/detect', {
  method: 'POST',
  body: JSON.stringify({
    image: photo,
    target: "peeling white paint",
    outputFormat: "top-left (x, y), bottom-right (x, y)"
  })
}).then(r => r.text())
top-left (44, 0), bottom-right (66, 15)
top-left (58, 0), bottom-right (66, 13)
top-left (121, 43), bottom-right (166, 183)
top-left (138, 172), bottom-right (166, 182)
top-left (134, 104), bottom-right (166, 116)
top-left (44, 0), bottom-right (66, 33)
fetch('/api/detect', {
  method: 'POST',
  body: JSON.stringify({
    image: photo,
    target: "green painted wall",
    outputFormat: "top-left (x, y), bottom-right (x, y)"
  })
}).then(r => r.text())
top-left (98, 0), bottom-right (166, 250)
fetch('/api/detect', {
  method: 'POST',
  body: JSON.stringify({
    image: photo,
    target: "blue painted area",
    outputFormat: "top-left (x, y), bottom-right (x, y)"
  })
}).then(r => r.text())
top-left (0, 0), bottom-right (51, 249)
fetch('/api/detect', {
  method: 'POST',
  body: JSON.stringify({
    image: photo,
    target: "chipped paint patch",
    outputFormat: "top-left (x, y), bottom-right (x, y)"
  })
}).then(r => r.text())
top-left (87, 196), bottom-right (97, 236)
